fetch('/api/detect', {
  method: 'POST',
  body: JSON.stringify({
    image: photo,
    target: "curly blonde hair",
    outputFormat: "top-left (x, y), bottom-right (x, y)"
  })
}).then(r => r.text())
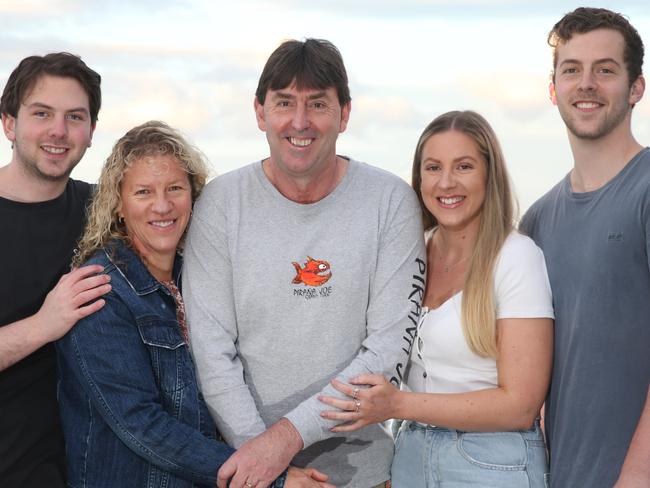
top-left (74, 120), bottom-right (209, 266)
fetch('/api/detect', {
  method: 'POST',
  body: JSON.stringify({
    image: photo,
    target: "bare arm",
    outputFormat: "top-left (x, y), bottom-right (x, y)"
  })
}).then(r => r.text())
top-left (0, 265), bottom-right (110, 371)
top-left (615, 386), bottom-right (650, 487)
top-left (321, 317), bottom-right (553, 432)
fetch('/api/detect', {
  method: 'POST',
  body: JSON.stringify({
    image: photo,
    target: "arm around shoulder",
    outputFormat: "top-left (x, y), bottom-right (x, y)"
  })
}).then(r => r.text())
top-left (0, 264), bottom-right (110, 371)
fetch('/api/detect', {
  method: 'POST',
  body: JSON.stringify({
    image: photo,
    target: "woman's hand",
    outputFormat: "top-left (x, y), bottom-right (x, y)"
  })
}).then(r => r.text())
top-left (318, 374), bottom-right (399, 432)
top-left (285, 466), bottom-right (335, 488)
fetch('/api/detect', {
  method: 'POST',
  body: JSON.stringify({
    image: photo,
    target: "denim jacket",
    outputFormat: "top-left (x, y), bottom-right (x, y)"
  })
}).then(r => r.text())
top-left (56, 241), bottom-right (235, 487)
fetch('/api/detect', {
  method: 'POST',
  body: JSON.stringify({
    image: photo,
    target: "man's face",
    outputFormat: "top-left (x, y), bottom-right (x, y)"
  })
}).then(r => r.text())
top-left (254, 82), bottom-right (350, 180)
top-left (1, 74), bottom-right (95, 182)
top-left (550, 28), bottom-right (644, 141)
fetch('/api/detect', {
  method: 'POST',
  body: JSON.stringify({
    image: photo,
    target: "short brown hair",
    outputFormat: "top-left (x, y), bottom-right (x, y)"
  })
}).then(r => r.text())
top-left (0, 52), bottom-right (102, 124)
top-left (255, 38), bottom-right (351, 107)
top-left (548, 7), bottom-right (644, 86)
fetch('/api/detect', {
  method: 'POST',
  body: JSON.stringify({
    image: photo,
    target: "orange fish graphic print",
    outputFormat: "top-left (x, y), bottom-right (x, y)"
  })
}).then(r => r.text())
top-left (291, 256), bottom-right (332, 286)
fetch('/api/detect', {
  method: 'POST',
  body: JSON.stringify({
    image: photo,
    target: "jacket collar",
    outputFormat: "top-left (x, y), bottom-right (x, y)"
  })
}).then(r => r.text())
top-left (103, 240), bottom-right (182, 296)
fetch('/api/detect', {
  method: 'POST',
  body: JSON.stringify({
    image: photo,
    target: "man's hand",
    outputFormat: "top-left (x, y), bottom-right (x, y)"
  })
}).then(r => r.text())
top-left (285, 466), bottom-right (335, 488)
top-left (0, 264), bottom-right (110, 372)
top-left (34, 264), bottom-right (111, 342)
top-left (217, 418), bottom-right (304, 488)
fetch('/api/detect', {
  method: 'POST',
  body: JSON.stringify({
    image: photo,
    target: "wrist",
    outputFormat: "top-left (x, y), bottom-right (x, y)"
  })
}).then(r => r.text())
top-left (392, 390), bottom-right (405, 420)
top-left (275, 418), bottom-right (304, 455)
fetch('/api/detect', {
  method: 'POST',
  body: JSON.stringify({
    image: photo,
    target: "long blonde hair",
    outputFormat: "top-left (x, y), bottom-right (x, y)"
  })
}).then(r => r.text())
top-left (74, 121), bottom-right (209, 266)
top-left (412, 111), bottom-right (517, 358)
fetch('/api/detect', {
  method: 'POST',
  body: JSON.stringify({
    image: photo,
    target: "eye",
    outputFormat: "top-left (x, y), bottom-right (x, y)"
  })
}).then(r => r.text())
top-left (562, 67), bottom-right (578, 75)
top-left (66, 113), bottom-right (85, 121)
top-left (311, 101), bottom-right (326, 109)
top-left (457, 162), bottom-right (474, 171)
top-left (423, 163), bottom-right (440, 172)
top-left (33, 111), bottom-right (49, 118)
top-left (169, 185), bottom-right (185, 192)
top-left (135, 188), bottom-right (150, 195)
top-left (277, 100), bottom-right (291, 108)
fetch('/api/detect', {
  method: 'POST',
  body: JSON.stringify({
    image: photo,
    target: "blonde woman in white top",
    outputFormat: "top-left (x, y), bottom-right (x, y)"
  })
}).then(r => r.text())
top-left (319, 111), bottom-right (554, 487)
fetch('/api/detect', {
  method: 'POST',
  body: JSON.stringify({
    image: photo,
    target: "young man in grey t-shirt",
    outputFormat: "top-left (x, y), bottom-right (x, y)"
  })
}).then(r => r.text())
top-left (184, 39), bottom-right (425, 488)
top-left (521, 8), bottom-right (650, 487)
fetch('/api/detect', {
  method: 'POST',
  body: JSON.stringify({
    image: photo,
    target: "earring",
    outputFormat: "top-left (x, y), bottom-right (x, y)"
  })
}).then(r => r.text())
top-left (118, 215), bottom-right (124, 224)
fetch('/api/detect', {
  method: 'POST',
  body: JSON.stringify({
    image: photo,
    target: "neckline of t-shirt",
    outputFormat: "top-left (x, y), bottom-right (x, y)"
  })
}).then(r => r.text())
top-left (422, 290), bottom-right (463, 313)
top-left (0, 180), bottom-right (71, 209)
top-left (563, 146), bottom-right (650, 200)
top-left (253, 156), bottom-right (357, 210)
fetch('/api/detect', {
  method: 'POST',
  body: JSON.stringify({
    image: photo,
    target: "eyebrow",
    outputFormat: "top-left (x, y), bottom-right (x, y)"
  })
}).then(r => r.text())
top-left (25, 101), bottom-right (90, 114)
top-left (559, 57), bottom-right (622, 67)
top-left (423, 155), bottom-right (478, 164)
top-left (271, 91), bottom-right (329, 100)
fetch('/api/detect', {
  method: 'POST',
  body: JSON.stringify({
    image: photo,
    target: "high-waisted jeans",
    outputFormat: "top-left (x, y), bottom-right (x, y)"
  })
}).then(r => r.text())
top-left (391, 420), bottom-right (549, 488)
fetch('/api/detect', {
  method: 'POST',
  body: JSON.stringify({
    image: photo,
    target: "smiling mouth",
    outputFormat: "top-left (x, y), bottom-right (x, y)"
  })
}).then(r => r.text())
top-left (438, 196), bottom-right (464, 205)
top-left (288, 137), bottom-right (313, 147)
top-left (150, 219), bottom-right (176, 228)
top-left (41, 145), bottom-right (68, 155)
top-left (574, 101), bottom-right (602, 109)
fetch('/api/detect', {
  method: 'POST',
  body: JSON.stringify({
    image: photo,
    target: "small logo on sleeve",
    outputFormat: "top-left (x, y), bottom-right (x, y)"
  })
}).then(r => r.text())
top-left (291, 256), bottom-right (332, 286)
top-left (607, 232), bottom-right (623, 242)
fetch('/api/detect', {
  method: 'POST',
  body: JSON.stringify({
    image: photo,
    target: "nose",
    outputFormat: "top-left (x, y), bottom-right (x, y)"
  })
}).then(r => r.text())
top-left (48, 114), bottom-right (68, 139)
top-left (152, 193), bottom-right (173, 214)
top-left (578, 70), bottom-right (597, 91)
top-left (438, 168), bottom-right (456, 189)
top-left (291, 104), bottom-right (310, 131)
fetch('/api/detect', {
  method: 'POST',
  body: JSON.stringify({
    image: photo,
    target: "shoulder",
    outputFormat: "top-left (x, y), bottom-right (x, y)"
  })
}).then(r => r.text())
top-left (494, 232), bottom-right (554, 318)
top-left (520, 177), bottom-right (566, 235)
top-left (348, 159), bottom-right (420, 211)
top-left (67, 178), bottom-right (94, 203)
top-left (350, 159), bottom-right (413, 192)
top-left (496, 231), bottom-right (546, 274)
top-left (202, 163), bottom-right (259, 197)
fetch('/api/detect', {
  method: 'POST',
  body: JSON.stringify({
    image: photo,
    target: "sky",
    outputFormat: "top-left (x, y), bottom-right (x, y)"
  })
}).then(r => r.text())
top-left (1, 0), bottom-right (649, 212)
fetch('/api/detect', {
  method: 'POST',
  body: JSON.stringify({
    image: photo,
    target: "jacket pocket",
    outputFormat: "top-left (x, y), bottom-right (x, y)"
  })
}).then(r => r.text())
top-left (138, 317), bottom-right (191, 393)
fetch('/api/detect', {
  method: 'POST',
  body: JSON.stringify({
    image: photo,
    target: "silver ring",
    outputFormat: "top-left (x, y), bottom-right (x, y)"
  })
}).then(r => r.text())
top-left (245, 482), bottom-right (254, 488)
top-left (354, 400), bottom-right (361, 413)
top-left (352, 387), bottom-right (360, 400)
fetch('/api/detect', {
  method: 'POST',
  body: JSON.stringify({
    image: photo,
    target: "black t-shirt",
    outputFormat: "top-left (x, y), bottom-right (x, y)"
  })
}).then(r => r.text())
top-left (0, 179), bottom-right (92, 487)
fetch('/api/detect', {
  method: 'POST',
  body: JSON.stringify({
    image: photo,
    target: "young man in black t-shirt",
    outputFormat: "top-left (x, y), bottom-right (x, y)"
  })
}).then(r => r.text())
top-left (0, 53), bottom-right (112, 487)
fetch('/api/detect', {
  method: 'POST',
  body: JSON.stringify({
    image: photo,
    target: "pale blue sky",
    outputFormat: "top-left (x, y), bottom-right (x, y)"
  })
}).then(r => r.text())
top-left (1, 0), bottom-right (649, 211)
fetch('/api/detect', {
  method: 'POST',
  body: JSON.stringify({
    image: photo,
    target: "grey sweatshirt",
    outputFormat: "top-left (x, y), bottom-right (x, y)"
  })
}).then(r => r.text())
top-left (184, 159), bottom-right (426, 487)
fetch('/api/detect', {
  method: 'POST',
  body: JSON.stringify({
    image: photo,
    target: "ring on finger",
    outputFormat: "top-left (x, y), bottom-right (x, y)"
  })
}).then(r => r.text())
top-left (354, 399), bottom-right (361, 413)
top-left (245, 482), bottom-right (254, 488)
top-left (352, 387), bottom-right (360, 400)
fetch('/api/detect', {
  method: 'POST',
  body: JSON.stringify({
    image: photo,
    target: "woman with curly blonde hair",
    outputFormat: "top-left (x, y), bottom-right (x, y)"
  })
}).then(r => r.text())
top-left (57, 121), bottom-right (330, 488)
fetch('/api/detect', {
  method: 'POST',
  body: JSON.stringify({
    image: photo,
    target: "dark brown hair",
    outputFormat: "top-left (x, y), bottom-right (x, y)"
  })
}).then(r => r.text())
top-left (548, 7), bottom-right (644, 86)
top-left (1, 52), bottom-right (101, 124)
top-left (255, 39), bottom-right (351, 107)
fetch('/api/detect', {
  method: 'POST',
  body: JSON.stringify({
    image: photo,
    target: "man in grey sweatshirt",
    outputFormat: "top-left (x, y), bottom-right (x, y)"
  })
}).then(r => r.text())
top-left (184, 38), bottom-right (426, 488)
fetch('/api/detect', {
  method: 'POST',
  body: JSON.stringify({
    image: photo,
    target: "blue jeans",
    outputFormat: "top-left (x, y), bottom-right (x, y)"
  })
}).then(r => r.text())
top-left (391, 421), bottom-right (548, 488)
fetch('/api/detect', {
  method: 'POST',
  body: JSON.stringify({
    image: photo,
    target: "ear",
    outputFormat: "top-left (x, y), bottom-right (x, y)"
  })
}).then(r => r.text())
top-left (549, 82), bottom-right (558, 105)
top-left (254, 97), bottom-right (266, 132)
top-left (629, 75), bottom-right (645, 105)
top-left (339, 101), bottom-right (351, 134)
top-left (1, 113), bottom-right (17, 143)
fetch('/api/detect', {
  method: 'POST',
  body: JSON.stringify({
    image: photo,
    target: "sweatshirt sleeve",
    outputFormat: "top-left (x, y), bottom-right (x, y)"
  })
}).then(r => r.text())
top-left (184, 184), bottom-right (267, 448)
top-left (283, 185), bottom-right (426, 447)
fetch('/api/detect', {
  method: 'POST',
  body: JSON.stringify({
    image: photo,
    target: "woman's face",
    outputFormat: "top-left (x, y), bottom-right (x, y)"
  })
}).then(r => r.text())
top-left (118, 154), bottom-right (192, 266)
top-left (419, 130), bottom-right (488, 232)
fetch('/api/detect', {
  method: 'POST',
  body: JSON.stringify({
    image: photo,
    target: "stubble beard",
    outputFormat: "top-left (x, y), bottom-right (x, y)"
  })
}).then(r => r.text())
top-left (15, 141), bottom-right (82, 183)
top-left (560, 91), bottom-right (632, 141)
